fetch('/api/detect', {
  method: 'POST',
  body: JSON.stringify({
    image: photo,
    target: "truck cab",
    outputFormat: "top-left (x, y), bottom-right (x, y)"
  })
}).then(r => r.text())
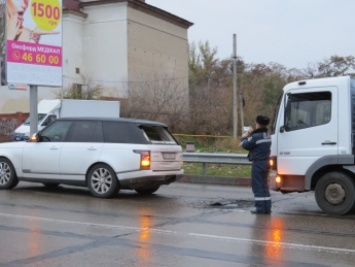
top-left (270, 76), bottom-right (355, 215)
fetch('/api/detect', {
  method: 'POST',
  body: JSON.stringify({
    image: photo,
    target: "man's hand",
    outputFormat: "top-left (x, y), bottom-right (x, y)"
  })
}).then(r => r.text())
top-left (242, 126), bottom-right (253, 138)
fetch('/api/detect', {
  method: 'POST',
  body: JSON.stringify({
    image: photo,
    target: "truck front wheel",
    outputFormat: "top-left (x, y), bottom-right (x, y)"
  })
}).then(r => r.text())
top-left (315, 172), bottom-right (355, 215)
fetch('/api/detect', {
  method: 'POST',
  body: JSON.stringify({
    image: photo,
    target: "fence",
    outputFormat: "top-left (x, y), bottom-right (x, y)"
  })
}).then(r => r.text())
top-left (183, 152), bottom-right (250, 175)
top-left (0, 112), bottom-right (28, 142)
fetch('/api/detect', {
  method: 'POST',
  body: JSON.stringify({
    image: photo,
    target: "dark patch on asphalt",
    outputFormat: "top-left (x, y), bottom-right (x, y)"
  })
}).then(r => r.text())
top-left (209, 199), bottom-right (254, 209)
top-left (188, 199), bottom-right (254, 209)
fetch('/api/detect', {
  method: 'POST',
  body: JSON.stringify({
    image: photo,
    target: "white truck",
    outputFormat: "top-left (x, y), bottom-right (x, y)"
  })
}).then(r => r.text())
top-left (269, 76), bottom-right (355, 215)
top-left (12, 99), bottom-right (120, 141)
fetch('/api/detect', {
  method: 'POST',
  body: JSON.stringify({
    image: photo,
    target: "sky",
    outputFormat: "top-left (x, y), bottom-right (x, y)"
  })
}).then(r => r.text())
top-left (148, 0), bottom-right (355, 70)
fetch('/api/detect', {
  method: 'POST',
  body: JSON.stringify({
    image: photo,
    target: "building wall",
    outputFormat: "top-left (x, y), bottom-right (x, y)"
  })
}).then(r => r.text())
top-left (81, 3), bottom-right (129, 97)
top-left (62, 12), bottom-right (86, 88)
top-left (0, 87), bottom-right (60, 114)
top-left (126, 6), bottom-right (190, 120)
top-left (127, 7), bottom-right (189, 82)
top-left (0, 112), bottom-right (28, 142)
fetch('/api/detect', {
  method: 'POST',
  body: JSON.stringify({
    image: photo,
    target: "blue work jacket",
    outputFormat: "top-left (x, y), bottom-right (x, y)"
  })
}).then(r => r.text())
top-left (241, 128), bottom-right (271, 162)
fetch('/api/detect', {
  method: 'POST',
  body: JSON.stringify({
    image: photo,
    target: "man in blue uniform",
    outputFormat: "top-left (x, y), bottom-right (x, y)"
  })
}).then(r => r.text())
top-left (241, 115), bottom-right (272, 214)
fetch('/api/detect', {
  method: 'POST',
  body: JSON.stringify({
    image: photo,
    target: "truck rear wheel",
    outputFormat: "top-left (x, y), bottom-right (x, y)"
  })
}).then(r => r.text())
top-left (315, 172), bottom-right (355, 215)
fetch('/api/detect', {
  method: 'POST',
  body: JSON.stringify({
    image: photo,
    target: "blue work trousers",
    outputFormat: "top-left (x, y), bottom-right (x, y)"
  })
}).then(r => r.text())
top-left (251, 160), bottom-right (271, 213)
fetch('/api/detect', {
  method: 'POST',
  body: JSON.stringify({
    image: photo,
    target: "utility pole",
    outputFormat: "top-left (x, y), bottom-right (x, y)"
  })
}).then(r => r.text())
top-left (240, 93), bottom-right (245, 136)
top-left (232, 34), bottom-right (238, 139)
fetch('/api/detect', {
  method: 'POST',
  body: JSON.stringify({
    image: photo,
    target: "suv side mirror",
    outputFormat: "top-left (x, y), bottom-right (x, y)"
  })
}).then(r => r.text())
top-left (29, 133), bottom-right (41, 142)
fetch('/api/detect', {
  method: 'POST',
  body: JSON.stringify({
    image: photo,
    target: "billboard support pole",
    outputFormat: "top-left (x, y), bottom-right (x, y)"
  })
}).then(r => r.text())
top-left (29, 85), bottom-right (38, 136)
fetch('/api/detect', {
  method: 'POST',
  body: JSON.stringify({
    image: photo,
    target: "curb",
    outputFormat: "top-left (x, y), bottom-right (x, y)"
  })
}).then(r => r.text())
top-left (178, 175), bottom-right (251, 187)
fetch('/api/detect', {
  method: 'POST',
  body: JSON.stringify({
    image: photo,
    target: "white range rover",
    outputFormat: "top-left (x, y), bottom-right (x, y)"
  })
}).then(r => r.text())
top-left (0, 117), bottom-right (184, 198)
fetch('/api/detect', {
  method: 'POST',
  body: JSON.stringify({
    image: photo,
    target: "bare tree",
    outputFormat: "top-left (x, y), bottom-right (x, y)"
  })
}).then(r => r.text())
top-left (188, 41), bottom-right (235, 135)
top-left (306, 55), bottom-right (355, 78)
top-left (122, 74), bottom-right (189, 132)
top-left (56, 83), bottom-right (104, 100)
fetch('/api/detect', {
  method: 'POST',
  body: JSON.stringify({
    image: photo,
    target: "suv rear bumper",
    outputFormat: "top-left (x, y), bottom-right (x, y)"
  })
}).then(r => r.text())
top-left (118, 170), bottom-right (183, 189)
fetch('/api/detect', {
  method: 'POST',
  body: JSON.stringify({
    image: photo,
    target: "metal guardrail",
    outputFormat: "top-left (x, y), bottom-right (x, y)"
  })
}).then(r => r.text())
top-left (182, 152), bottom-right (251, 175)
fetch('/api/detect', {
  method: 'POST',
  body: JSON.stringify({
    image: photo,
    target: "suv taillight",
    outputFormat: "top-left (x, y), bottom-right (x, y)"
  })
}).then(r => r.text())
top-left (134, 150), bottom-right (151, 170)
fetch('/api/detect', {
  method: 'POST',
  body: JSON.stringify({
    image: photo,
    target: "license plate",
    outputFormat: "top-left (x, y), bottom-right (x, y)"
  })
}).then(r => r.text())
top-left (163, 153), bottom-right (176, 160)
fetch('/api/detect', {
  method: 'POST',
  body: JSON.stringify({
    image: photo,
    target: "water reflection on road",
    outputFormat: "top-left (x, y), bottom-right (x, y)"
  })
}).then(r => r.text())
top-left (265, 217), bottom-right (284, 260)
top-left (249, 216), bottom-right (286, 266)
top-left (137, 208), bottom-right (152, 267)
top-left (28, 211), bottom-right (41, 259)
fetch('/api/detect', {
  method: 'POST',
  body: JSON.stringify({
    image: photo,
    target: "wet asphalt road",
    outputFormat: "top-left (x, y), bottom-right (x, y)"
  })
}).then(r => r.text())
top-left (0, 182), bottom-right (355, 267)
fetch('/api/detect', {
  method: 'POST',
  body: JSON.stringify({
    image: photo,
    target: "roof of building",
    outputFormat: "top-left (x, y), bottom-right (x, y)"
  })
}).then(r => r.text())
top-left (63, 0), bottom-right (193, 29)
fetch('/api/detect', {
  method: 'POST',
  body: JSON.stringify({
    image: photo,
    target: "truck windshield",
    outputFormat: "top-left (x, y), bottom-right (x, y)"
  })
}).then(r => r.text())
top-left (23, 114), bottom-right (47, 125)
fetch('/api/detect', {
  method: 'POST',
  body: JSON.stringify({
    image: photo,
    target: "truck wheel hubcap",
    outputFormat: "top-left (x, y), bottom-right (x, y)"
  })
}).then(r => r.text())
top-left (324, 183), bottom-right (345, 205)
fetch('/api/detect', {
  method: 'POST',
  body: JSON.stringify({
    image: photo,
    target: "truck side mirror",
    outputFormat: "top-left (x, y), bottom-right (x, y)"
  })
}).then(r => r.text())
top-left (280, 126), bottom-right (285, 133)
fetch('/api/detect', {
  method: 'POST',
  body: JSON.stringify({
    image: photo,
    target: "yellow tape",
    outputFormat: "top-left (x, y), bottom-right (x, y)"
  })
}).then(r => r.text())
top-left (173, 134), bottom-right (232, 138)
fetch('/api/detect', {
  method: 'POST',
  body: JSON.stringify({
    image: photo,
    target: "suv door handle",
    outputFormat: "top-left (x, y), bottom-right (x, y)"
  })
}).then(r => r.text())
top-left (321, 141), bottom-right (337, 145)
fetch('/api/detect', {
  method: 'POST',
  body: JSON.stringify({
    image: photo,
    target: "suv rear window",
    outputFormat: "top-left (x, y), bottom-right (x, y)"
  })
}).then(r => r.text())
top-left (140, 126), bottom-right (177, 144)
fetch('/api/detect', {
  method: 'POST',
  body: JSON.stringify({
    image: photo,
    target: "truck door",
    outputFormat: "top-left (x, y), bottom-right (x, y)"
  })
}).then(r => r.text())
top-left (277, 87), bottom-right (338, 178)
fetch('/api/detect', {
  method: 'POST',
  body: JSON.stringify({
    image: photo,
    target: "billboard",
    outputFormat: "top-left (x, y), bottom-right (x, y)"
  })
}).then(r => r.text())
top-left (5, 0), bottom-right (62, 87)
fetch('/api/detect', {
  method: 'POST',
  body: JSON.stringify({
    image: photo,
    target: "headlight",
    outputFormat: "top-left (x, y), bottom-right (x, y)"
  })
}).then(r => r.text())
top-left (269, 156), bottom-right (277, 170)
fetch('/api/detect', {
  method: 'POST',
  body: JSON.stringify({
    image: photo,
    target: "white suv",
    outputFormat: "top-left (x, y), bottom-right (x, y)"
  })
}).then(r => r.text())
top-left (0, 118), bottom-right (183, 198)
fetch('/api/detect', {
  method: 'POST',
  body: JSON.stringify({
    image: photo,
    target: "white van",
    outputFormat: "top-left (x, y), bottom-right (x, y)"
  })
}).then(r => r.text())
top-left (13, 99), bottom-right (120, 141)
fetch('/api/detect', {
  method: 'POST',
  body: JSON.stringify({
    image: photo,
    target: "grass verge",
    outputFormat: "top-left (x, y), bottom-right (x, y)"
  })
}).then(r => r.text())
top-left (183, 162), bottom-right (251, 178)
